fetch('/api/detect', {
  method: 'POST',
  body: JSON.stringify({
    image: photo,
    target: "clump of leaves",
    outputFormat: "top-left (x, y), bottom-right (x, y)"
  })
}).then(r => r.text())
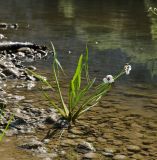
top-left (29, 42), bottom-right (131, 128)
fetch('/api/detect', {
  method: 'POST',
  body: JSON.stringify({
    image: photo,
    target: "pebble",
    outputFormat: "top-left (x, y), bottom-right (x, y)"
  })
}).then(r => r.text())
top-left (76, 141), bottom-right (96, 153)
top-left (113, 154), bottom-right (128, 160)
top-left (19, 139), bottom-right (43, 149)
top-left (127, 145), bottom-right (141, 152)
top-left (83, 152), bottom-right (98, 159)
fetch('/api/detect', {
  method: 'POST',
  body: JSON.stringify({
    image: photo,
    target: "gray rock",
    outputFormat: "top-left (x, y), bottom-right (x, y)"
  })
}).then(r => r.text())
top-left (6, 128), bottom-right (18, 136)
top-left (19, 139), bottom-right (43, 150)
top-left (76, 141), bottom-right (96, 153)
top-left (45, 115), bottom-right (58, 124)
top-left (102, 152), bottom-right (113, 157)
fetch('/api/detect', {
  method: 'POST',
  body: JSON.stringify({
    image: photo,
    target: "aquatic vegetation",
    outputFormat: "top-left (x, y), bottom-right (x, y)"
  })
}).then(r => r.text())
top-left (103, 75), bottom-right (114, 84)
top-left (148, 7), bottom-right (157, 15)
top-left (29, 42), bottom-right (131, 128)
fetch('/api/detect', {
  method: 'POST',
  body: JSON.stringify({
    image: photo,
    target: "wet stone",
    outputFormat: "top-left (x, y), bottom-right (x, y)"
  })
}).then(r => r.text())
top-left (6, 128), bottom-right (18, 136)
top-left (113, 154), bottom-right (128, 160)
top-left (19, 139), bottom-right (43, 150)
top-left (142, 140), bottom-right (153, 145)
top-left (97, 137), bottom-right (107, 143)
top-left (76, 141), bottom-right (96, 153)
top-left (127, 145), bottom-right (141, 152)
top-left (43, 139), bottom-right (50, 144)
top-left (104, 147), bottom-right (117, 154)
top-left (45, 114), bottom-right (58, 124)
top-left (70, 128), bottom-right (83, 135)
top-left (102, 151), bottom-right (114, 157)
top-left (131, 154), bottom-right (144, 159)
top-left (61, 139), bottom-right (76, 146)
top-left (82, 152), bottom-right (99, 159)
top-left (86, 137), bottom-right (96, 142)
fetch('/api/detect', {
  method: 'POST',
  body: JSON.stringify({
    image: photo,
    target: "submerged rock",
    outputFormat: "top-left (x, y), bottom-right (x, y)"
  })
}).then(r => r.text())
top-left (0, 23), bottom-right (18, 30)
top-left (19, 139), bottom-right (43, 149)
top-left (76, 141), bottom-right (96, 153)
top-left (127, 145), bottom-right (141, 152)
top-left (113, 154), bottom-right (127, 160)
top-left (83, 152), bottom-right (99, 159)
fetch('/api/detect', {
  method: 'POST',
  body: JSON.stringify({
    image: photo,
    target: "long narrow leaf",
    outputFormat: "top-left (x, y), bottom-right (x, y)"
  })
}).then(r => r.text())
top-left (72, 78), bottom-right (96, 111)
top-left (84, 45), bottom-right (90, 83)
top-left (50, 42), bottom-right (69, 117)
top-left (69, 54), bottom-right (83, 110)
top-left (0, 114), bottom-right (14, 142)
top-left (27, 69), bottom-right (53, 89)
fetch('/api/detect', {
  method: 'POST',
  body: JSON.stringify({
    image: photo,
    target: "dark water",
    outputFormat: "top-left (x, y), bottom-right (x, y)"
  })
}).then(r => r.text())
top-left (0, 0), bottom-right (157, 84)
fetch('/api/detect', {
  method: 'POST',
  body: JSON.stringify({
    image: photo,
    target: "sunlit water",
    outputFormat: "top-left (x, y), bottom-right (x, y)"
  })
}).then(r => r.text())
top-left (0, 0), bottom-right (157, 159)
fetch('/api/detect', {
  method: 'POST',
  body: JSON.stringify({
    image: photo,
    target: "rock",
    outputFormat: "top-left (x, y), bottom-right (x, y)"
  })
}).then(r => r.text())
top-left (43, 139), bottom-right (50, 144)
top-left (113, 154), bottom-right (128, 160)
top-left (54, 118), bottom-right (70, 129)
top-left (86, 137), bottom-right (96, 142)
top-left (70, 128), bottom-right (83, 135)
top-left (37, 153), bottom-right (58, 159)
top-left (6, 128), bottom-right (18, 136)
top-left (0, 98), bottom-right (7, 108)
top-left (0, 34), bottom-right (6, 39)
top-left (10, 117), bottom-right (29, 130)
top-left (142, 140), bottom-right (153, 145)
top-left (19, 139), bottom-right (43, 149)
top-left (0, 41), bottom-right (49, 82)
top-left (45, 115), bottom-right (58, 124)
top-left (102, 151), bottom-right (113, 157)
top-left (27, 65), bottom-right (36, 71)
top-left (76, 141), bottom-right (96, 153)
top-left (18, 47), bottom-right (32, 53)
top-left (61, 139), bottom-right (76, 146)
top-left (127, 145), bottom-right (141, 152)
top-left (104, 148), bottom-right (116, 153)
top-left (83, 152), bottom-right (98, 159)
top-left (131, 154), bottom-right (144, 159)
top-left (97, 137), bottom-right (107, 143)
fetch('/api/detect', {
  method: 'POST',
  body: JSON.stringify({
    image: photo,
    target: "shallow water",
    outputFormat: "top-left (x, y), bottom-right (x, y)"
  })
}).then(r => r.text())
top-left (0, 0), bottom-right (157, 159)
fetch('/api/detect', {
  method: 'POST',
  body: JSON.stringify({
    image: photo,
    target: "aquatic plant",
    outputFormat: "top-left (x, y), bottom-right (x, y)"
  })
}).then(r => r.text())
top-left (148, 7), bottom-right (157, 15)
top-left (29, 42), bottom-right (131, 129)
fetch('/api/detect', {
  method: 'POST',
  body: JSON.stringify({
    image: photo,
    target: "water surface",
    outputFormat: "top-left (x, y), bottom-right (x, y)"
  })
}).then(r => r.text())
top-left (0, 0), bottom-right (157, 159)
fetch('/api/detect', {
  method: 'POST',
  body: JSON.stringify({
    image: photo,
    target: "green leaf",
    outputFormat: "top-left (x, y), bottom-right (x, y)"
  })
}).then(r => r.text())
top-left (72, 78), bottom-right (96, 110)
top-left (71, 54), bottom-right (83, 96)
top-left (84, 45), bottom-right (90, 83)
top-left (69, 54), bottom-right (83, 110)
top-left (0, 114), bottom-right (14, 142)
top-left (27, 69), bottom-right (53, 89)
top-left (50, 42), bottom-right (69, 117)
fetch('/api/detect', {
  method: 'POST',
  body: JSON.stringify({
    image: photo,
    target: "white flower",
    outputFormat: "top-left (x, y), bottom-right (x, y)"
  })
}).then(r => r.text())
top-left (124, 64), bottom-right (132, 75)
top-left (103, 75), bottom-right (114, 84)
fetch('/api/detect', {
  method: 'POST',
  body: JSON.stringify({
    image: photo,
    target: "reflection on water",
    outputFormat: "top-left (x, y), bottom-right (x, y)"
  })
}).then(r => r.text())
top-left (0, 0), bottom-right (157, 83)
top-left (58, 0), bottom-right (75, 18)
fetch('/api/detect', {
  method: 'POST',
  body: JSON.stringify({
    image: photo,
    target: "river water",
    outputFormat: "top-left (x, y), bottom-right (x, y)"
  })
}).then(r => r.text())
top-left (0, 0), bottom-right (157, 160)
